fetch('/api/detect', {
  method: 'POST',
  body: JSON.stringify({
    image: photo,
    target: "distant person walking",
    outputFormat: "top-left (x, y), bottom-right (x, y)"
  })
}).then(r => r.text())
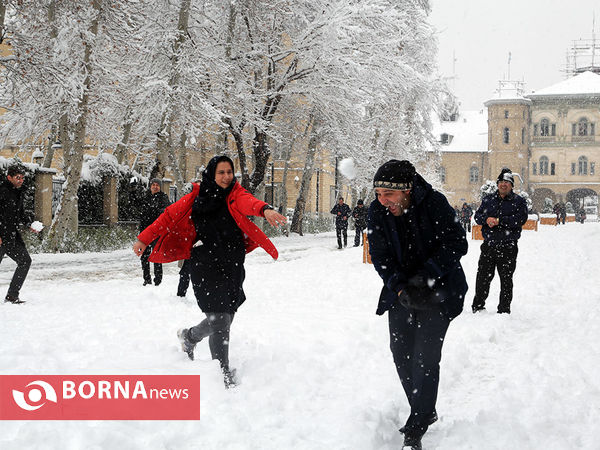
top-left (459, 202), bottom-right (473, 232)
top-left (352, 199), bottom-right (368, 246)
top-left (138, 178), bottom-right (170, 286)
top-left (331, 197), bottom-right (351, 249)
top-left (471, 169), bottom-right (528, 314)
top-left (368, 160), bottom-right (468, 450)
top-left (0, 164), bottom-right (39, 304)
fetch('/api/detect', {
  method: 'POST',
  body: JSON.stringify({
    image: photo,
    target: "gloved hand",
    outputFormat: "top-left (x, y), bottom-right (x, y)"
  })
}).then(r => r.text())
top-left (407, 271), bottom-right (434, 289)
top-left (398, 272), bottom-right (441, 310)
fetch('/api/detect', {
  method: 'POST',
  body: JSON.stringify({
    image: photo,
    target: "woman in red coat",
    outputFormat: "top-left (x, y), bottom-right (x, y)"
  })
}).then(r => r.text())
top-left (133, 155), bottom-right (286, 387)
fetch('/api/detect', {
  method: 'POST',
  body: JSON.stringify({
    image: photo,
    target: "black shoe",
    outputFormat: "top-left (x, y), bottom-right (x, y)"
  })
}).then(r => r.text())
top-left (223, 367), bottom-right (238, 389)
top-left (177, 292), bottom-right (186, 297)
top-left (403, 433), bottom-right (422, 450)
top-left (400, 410), bottom-right (437, 433)
top-left (472, 304), bottom-right (485, 313)
top-left (177, 328), bottom-right (196, 360)
top-left (4, 295), bottom-right (25, 304)
top-left (143, 280), bottom-right (151, 286)
top-left (497, 309), bottom-right (511, 314)
top-left (154, 278), bottom-right (162, 286)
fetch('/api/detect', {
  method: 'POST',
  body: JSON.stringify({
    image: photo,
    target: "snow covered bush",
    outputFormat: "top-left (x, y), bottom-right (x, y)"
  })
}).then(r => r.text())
top-left (542, 197), bottom-right (553, 213)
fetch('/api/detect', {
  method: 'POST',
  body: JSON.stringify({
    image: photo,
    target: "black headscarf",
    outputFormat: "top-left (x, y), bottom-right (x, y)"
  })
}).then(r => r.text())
top-left (193, 155), bottom-right (236, 215)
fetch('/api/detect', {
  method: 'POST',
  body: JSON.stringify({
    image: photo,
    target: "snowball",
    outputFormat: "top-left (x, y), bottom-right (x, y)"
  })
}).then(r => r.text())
top-left (338, 158), bottom-right (356, 180)
top-left (31, 221), bottom-right (44, 232)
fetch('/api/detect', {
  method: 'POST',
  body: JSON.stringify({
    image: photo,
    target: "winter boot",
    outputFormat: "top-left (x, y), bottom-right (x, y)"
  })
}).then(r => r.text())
top-left (4, 295), bottom-right (25, 304)
top-left (177, 328), bottom-right (196, 360)
top-left (399, 410), bottom-right (437, 433)
top-left (472, 304), bottom-right (485, 313)
top-left (222, 367), bottom-right (238, 389)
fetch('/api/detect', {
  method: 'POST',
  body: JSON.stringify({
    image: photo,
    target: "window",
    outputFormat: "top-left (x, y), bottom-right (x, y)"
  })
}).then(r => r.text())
top-left (578, 118), bottom-right (589, 136)
top-left (550, 162), bottom-right (555, 175)
top-left (532, 162), bottom-right (537, 175)
top-left (441, 133), bottom-right (453, 145)
top-left (533, 124), bottom-right (538, 136)
top-left (591, 162), bottom-right (595, 175)
top-left (503, 127), bottom-right (510, 144)
top-left (551, 124), bottom-right (556, 136)
top-left (521, 128), bottom-right (525, 144)
top-left (578, 156), bottom-right (588, 175)
top-left (539, 156), bottom-right (549, 175)
top-left (540, 119), bottom-right (549, 136)
top-left (591, 123), bottom-right (596, 136)
top-left (504, 110), bottom-right (509, 118)
top-left (571, 163), bottom-right (576, 175)
top-left (469, 166), bottom-right (479, 183)
top-left (440, 166), bottom-right (446, 183)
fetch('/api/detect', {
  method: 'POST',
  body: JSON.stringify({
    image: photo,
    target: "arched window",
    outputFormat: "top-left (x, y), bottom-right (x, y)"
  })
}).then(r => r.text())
top-left (540, 118), bottom-right (550, 136)
top-left (503, 127), bottom-right (510, 144)
top-left (578, 156), bottom-right (588, 175)
top-left (469, 166), bottom-right (479, 183)
top-left (539, 156), bottom-right (549, 175)
top-left (578, 118), bottom-right (589, 136)
top-left (439, 166), bottom-right (446, 183)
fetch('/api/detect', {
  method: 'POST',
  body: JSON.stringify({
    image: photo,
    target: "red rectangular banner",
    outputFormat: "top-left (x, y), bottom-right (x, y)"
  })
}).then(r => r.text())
top-left (0, 375), bottom-right (200, 420)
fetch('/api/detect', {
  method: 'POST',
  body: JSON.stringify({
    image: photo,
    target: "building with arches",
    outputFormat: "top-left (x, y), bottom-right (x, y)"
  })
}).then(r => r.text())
top-left (434, 71), bottom-right (600, 213)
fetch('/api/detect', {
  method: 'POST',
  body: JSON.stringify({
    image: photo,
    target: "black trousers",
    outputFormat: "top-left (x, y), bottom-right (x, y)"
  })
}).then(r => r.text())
top-left (177, 259), bottom-right (191, 296)
top-left (461, 220), bottom-right (471, 232)
top-left (140, 243), bottom-right (162, 284)
top-left (336, 226), bottom-right (348, 248)
top-left (0, 238), bottom-right (32, 298)
top-left (472, 241), bottom-right (518, 313)
top-left (388, 304), bottom-right (449, 435)
top-left (354, 227), bottom-right (365, 246)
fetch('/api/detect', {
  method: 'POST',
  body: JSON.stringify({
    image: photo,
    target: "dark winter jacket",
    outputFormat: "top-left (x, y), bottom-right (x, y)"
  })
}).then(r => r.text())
top-left (0, 180), bottom-right (32, 243)
top-left (474, 191), bottom-right (528, 244)
top-left (352, 205), bottom-right (368, 229)
top-left (460, 204), bottom-right (473, 222)
top-left (331, 203), bottom-right (351, 228)
top-left (139, 190), bottom-right (171, 231)
top-left (367, 174), bottom-right (468, 319)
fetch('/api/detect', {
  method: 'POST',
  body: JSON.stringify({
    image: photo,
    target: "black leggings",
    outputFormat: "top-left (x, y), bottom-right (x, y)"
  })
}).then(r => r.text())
top-left (188, 313), bottom-right (235, 369)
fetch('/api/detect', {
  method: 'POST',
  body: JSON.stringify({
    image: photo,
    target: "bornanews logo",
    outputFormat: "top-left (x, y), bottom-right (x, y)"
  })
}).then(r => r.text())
top-left (0, 375), bottom-right (200, 420)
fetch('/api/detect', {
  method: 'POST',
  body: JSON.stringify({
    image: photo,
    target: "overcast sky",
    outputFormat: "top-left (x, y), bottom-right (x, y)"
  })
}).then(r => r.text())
top-left (429, 0), bottom-right (600, 110)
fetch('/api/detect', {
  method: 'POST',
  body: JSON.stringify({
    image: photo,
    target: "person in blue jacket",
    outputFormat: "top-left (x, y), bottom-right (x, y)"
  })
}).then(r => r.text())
top-left (471, 168), bottom-right (528, 314)
top-left (367, 160), bottom-right (468, 450)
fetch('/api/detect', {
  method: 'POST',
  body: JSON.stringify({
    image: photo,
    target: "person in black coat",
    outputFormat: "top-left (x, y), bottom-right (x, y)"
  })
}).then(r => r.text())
top-left (368, 160), bottom-right (468, 450)
top-left (139, 178), bottom-right (170, 285)
top-left (330, 197), bottom-right (351, 249)
top-left (471, 168), bottom-right (528, 314)
top-left (351, 199), bottom-right (368, 246)
top-left (460, 202), bottom-right (473, 232)
top-left (0, 164), bottom-right (39, 304)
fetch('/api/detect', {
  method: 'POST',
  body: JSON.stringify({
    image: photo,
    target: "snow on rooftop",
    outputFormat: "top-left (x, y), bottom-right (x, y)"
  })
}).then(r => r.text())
top-left (529, 71), bottom-right (600, 97)
top-left (432, 110), bottom-right (488, 153)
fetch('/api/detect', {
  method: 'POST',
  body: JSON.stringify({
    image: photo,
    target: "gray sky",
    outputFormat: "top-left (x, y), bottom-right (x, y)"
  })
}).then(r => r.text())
top-left (430, 0), bottom-right (599, 110)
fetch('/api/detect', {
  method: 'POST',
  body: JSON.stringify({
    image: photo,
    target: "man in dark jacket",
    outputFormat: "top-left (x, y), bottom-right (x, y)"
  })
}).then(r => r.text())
top-left (460, 202), bottom-right (473, 232)
top-left (139, 178), bottom-right (170, 285)
top-left (368, 160), bottom-right (468, 450)
top-left (351, 199), bottom-right (368, 246)
top-left (471, 168), bottom-right (528, 314)
top-left (0, 165), bottom-right (37, 304)
top-left (330, 197), bottom-right (351, 249)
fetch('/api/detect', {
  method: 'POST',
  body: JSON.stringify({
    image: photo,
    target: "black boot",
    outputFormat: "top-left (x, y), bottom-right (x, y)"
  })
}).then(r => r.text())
top-left (5, 295), bottom-right (25, 304)
top-left (223, 367), bottom-right (238, 389)
top-left (177, 328), bottom-right (197, 360)
top-left (402, 432), bottom-right (422, 450)
top-left (400, 410), bottom-right (437, 433)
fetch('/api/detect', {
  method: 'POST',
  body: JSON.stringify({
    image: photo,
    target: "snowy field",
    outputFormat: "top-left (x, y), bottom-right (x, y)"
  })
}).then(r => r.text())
top-left (1, 222), bottom-right (600, 450)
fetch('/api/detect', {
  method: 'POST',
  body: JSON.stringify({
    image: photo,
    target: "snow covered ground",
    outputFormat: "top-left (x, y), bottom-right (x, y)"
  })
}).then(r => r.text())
top-left (1, 222), bottom-right (600, 449)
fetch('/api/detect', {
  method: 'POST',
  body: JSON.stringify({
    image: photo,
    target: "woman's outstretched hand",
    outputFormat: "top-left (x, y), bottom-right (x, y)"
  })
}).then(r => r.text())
top-left (132, 239), bottom-right (148, 257)
top-left (264, 209), bottom-right (287, 227)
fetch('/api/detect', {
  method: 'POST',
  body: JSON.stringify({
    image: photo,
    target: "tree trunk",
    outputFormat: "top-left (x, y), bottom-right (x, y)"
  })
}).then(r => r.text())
top-left (45, 0), bottom-right (100, 251)
top-left (290, 115), bottom-right (318, 235)
top-left (114, 111), bottom-right (132, 165)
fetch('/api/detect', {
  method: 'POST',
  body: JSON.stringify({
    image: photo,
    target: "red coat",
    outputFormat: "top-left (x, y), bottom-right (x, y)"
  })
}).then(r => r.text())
top-left (137, 182), bottom-right (278, 263)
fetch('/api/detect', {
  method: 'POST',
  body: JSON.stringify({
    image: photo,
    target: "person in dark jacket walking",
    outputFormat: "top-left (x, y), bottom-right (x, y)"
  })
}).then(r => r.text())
top-left (352, 199), bottom-right (368, 246)
top-left (331, 197), bottom-right (351, 249)
top-left (367, 160), bottom-right (468, 450)
top-left (138, 178), bottom-right (170, 286)
top-left (460, 202), bottom-right (473, 232)
top-left (133, 155), bottom-right (287, 388)
top-left (0, 164), bottom-right (39, 304)
top-left (471, 168), bottom-right (528, 314)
